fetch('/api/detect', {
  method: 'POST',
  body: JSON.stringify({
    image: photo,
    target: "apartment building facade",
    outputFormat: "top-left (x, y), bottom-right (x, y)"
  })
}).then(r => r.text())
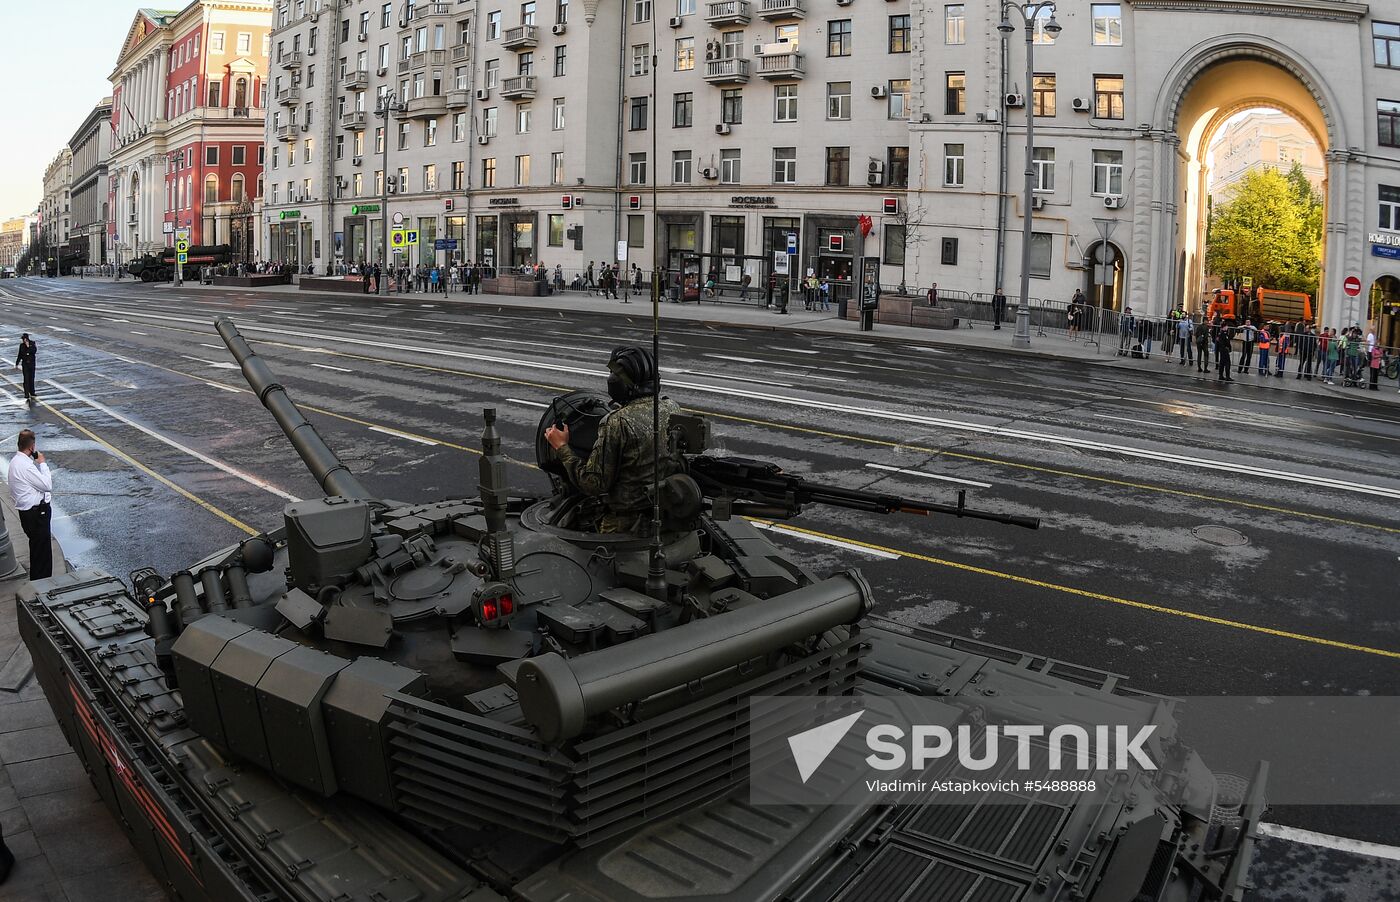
top-left (39, 148), bottom-right (73, 257)
top-left (263, 0), bottom-right (914, 291)
top-left (108, 2), bottom-right (272, 264)
top-left (69, 99), bottom-right (116, 266)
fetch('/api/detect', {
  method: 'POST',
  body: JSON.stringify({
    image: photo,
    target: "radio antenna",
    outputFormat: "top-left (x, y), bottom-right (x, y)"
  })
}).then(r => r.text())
top-left (644, 25), bottom-right (666, 604)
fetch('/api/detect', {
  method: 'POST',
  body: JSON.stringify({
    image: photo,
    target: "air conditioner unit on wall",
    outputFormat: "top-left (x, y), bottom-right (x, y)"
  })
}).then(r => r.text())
top-left (478, 134), bottom-right (491, 145)
top-left (870, 85), bottom-right (887, 98)
top-left (715, 123), bottom-right (731, 135)
top-left (552, 23), bottom-right (566, 35)
top-left (1030, 195), bottom-right (1045, 210)
top-left (1071, 96), bottom-right (1090, 112)
top-left (669, 15), bottom-right (683, 26)
top-left (357, 32), bottom-right (368, 42)
top-left (352, 155), bottom-right (363, 166)
top-left (867, 173), bottom-right (882, 187)
top-left (701, 167), bottom-right (717, 179)
top-left (1005, 93), bottom-right (1025, 108)
top-left (476, 88), bottom-right (489, 100)
top-left (1103, 195), bottom-right (1124, 209)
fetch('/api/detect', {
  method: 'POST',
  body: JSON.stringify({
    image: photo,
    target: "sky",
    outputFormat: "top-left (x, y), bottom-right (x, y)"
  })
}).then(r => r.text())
top-left (0, 1), bottom-right (148, 219)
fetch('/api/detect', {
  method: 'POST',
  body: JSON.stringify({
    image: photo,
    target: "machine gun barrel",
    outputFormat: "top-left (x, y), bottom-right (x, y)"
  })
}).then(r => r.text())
top-left (689, 456), bottom-right (1040, 530)
top-left (215, 317), bottom-right (375, 502)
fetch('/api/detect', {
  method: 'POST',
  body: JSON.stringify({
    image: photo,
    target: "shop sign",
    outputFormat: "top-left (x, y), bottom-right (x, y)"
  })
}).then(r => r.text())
top-left (489, 197), bottom-right (520, 206)
top-left (1372, 244), bottom-right (1400, 260)
top-left (279, 210), bottom-right (301, 220)
top-left (1368, 232), bottom-right (1400, 247)
top-left (729, 195), bottom-right (777, 209)
top-left (350, 204), bottom-right (380, 215)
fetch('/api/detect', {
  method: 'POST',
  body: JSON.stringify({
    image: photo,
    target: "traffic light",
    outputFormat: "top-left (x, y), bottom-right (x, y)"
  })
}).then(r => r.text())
top-left (561, 195), bottom-right (573, 209)
top-left (629, 195), bottom-right (642, 210)
top-left (444, 198), bottom-right (454, 211)
top-left (883, 197), bottom-right (899, 215)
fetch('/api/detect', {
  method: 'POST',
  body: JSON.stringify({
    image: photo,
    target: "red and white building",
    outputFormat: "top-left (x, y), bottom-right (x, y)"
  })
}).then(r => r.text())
top-left (107, 2), bottom-right (272, 264)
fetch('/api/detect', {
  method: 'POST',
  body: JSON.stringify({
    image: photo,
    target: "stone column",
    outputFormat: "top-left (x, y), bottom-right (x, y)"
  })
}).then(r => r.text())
top-left (1324, 148), bottom-right (1364, 329)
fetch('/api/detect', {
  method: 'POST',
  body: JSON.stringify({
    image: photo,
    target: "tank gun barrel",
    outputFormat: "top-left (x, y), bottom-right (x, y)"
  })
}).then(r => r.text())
top-left (688, 456), bottom-right (1040, 529)
top-left (215, 317), bottom-right (375, 501)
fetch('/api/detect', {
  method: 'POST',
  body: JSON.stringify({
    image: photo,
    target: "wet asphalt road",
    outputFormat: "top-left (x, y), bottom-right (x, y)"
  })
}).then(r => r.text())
top-left (1, 276), bottom-right (1398, 899)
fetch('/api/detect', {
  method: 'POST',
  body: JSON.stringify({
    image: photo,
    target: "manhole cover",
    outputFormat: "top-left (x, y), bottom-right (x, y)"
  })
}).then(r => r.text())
top-left (1192, 525), bottom-right (1249, 547)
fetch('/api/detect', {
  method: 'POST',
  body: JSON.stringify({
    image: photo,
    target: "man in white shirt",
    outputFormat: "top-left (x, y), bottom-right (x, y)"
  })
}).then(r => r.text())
top-left (8, 428), bottom-right (53, 580)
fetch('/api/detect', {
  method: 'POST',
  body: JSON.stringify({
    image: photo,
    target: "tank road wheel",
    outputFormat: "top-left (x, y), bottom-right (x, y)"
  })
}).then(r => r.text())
top-left (140, 269), bottom-right (154, 282)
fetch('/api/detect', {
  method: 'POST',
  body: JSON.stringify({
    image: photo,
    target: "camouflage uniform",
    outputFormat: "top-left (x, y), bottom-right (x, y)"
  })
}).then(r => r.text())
top-left (556, 396), bottom-right (681, 533)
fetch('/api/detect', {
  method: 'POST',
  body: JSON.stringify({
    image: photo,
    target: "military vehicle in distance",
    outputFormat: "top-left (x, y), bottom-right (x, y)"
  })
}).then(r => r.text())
top-left (18, 318), bottom-right (1265, 902)
top-left (126, 243), bottom-right (234, 282)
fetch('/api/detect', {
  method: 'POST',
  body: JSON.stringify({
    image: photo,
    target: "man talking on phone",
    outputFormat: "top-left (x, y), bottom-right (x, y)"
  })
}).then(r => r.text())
top-left (8, 429), bottom-right (53, 579)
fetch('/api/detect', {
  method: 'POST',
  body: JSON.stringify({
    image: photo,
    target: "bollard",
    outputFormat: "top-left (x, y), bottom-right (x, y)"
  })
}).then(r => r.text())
top-left (0, 505), bottom-right (22, 579)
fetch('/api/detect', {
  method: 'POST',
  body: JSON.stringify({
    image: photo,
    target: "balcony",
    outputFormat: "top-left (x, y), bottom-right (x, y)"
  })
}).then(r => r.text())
top-left (397, 49), bottom-right (447, 74)
top-left (501, 25), bottom-right (539, 51)
top-left (402, 94), bottom-right (448, 118)
top-left (705, 0), bottom-right (751, 26)
top-left (276, 86), bottom-right (301, 106)
top-left (756, 50), bottom-right (804, 79)
top-left (281, 51), bottom-right (305, 68)
top-left (276, 124), bottom-right (299, 142)
top-left (450, 42), bottom-right (470, 61)
top-left (411, 1), bottom-right (455, 23)
top-left (702, 57), bottom-right (750, 84)
top-left (342, 69), bottom-right (369, 91)
top-left (445, 89), bottom-right (470, 108)
top-left (756, 0), bottom-right (803, 18)
top-left (340, 110), bottom-right (368, 130)
top-left (501, 75), bottom-right (537, 99)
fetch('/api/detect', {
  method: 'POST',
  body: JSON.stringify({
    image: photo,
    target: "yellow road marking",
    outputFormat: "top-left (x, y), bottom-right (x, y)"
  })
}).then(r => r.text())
top-left (752, 519), bottom-right (1400, 661)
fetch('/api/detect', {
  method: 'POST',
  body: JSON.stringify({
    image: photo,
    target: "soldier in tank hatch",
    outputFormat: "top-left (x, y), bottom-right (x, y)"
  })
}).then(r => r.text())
top-left (544, 346), bottom-right (680, 535)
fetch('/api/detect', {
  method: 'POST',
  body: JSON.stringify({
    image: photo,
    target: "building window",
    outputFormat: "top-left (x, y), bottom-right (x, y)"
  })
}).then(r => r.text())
top-left (634, 0), bottom-right (652, 22)
top-left (1032, 74), bottom-right (1055, 116)
top-left (674, 91), bottom-right (693, 127)
top-left (888, 146), bottom-right (909, 188)
top-left (517, 103), bottom-right (532, 133)
top-left (548, 213), bottom-right (565, 246)
top-left (944, 4), bottom-right (964, 44)
top-left (775, 84), bottom-right (797, 122)
top-left (522, 1), bottom-right (537, 26)
top-left (207, 80), bottom-right (222, 107)
top-left (232, 145), bottom-right (246, 165)
top-left (721, 88), bottom-right (743, 124)
top-left (1092, 4), bottom-right (1123, 46)
top-left (632, 43), bottom-right (650, 75)
top-left (483, 107), bottom-right (498, 136)
top-left (881, 78), bottom-right (907, 120)
top-left (773, 147), bottom-right (796, 184)
top-left (628, 215), bottom-right (645, 247)
top-left (825, 146), bottom-right (849, 186)
top-left (487, 11), bottom-right (501, 39)
top-left (554, 45), bottom-right (566, 76)
top-left (515, 154), bottom-right (531, 185)
top-left (673, 149), bottom-right (692, 183)
top-left (1379, 185), bottom-right (1400, 229)
top-left (944, 72), bottom-right (965, 115)
top-left (452, 160), bottom-right (465, 190)
top-left (303, 138), bottom-right (313, 164)
top-left (211, 31), bottom-right (224, 52)
top-left (453, 112), bottom-right (467, 141)
top-left (884, 224), bottom-right (905, 266)
top-left (398, 167), bottom-right (409, 192)
top-left (630, 96), bottom-right (648, 130)
top-left (485, 59), bottom-right (500, 88)
top-left (720, 30), bottom-right (743, 59)
top-left (551, 151), bottom-right (564, 184)
top-left (205, 146), bottom-right (219, 166)
top-left (1094, 75), bottom-right (1124, 119)
top-left (675, 37), bottom-right (694, 70)
top-left (558, 0), bottom-right (570, 25)
top-left (424, 119), bottom-right (437, 146)
top-left (941, 237), bottom-right (958, 265)
top-left (204, 175), bottom-right (219, 204)
top-left (519, 52), bottom-right (534, 76)
top-left (1033, 147), bottom-right (1055, 192)
top-left (827, 81), bottom-right (850, 120)
top-left (553, 97), bottom-right (565, 129)
top-left (888, 15), bottom-right (910, 53)
top-left (720, 148), bottom-right (741, 184)
top-left (423, 164), bottom-right (437, 191)
top-left (482, 157), bottom-right (496, 187)
top-left (1380, 99), bottom-right (1400, 147)
top-left (1029, 232), bottom-right (1051, 278)
top-left (237, 32), bottom-right (251, 54)
top-left (1092, 149), bottom-right (1123, 195)
top-left (1031, 7), bottom-right (1056, 44)
top-left (399, 121), bottom-right (410, 149)
top-left (677, 0), bottom-right (695, 15)
top-left (828, 19), bottom-right (850, 57)
top-left (629, 152), bottom-right (648, 184)
top-left (943, 144), bottom-right (965, 187)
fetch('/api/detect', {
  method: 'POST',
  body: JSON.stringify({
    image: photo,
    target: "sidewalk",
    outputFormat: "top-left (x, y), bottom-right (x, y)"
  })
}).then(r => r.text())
top-left (133, 276), bottom-right (1398, 408)
top-left (0, 489), bottom-right (163, 900)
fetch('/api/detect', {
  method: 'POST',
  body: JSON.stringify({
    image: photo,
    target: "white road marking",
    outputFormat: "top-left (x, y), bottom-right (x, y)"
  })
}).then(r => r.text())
top-left (375, 325), bottom-right (441, 335)
top-left (1093, 413), bottom-right (1184, 430)
top-left (663, 368), bottom-right (792, 388)
top-left (311, 363), bottom-right (353, 373)
top-left (45, 379), bottom-right (301, 502)
top-left (1257, 823), bottom-right (1400, 862)
top-left (0, 386), bottom-right (27, 408)
top-left (369, 425), bottom-right (439, 446)
top-left (775, 371), bottom-right (848, 383)
top-left (25, 295), bottom-right (1400, 501)
top-left (704, 353), bottom-right (766, 364)
top-left (181, 355), bottom-right (239, 370)
top-left (199, 343), bottom-right (224, 349)
top-left (865, 463), bottom-right (993, 489)
top-left (753, 521), bottom-right (901, 559)
top-left (262, 311), bottom-right (323, 318)
top-left (507, 398), bottom-right (549, 408)
top-left (776, 347), bottom-right (821, 354)
top-left (908, 346), bottom-right (946, 354)
top-left (207, 383), bottom-right (242, 393)
top-left (336, 311), bottom-right (389, 318)
top-left (50, 327), bottom-right (70, 333)
top-left (107, 318), bottom-right (130, 323)
top-left (130, 330), bottom-right (148, 336)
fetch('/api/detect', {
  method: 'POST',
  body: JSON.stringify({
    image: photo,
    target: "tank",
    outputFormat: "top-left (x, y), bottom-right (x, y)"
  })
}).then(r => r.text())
top-left (17, 317), bottom-right (1266, 902)
top-left (127, 244), bottom-right (234, 282)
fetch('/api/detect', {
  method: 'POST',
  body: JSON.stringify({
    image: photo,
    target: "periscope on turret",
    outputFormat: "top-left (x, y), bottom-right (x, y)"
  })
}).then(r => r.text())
top-left (12, 317), bottom-right (1266, 902)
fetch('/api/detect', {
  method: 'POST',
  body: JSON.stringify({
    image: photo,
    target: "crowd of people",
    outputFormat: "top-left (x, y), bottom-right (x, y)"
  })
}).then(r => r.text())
top-left (1114, 306), bottom-right (1394, 390)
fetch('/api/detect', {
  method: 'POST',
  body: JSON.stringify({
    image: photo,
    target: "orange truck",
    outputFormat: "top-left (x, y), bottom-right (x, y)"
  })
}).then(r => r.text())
top-left (1206, 287), bottom-right (1313, 324)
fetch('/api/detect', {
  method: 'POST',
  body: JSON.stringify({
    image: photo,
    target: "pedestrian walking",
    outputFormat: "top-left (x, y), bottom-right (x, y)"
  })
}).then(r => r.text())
top-left (1236, 320), bottom-right (1256, 373)
top-left (13, 333), bottom-right (36, 400)
top-left (1255, 324), bottom-right (1271, 375)
top-left (8, 429), bottom-right (53, 580)
top-left (992, 289), bottom-right (1008, 330)
top-left (819, 278), bottom-right (831, 311)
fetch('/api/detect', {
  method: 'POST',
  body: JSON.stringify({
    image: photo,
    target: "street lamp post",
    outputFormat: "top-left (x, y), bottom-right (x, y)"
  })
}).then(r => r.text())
top-left (999, 1), bottom-right (1061, 348)
top-left (375, 94), bottom-right (406, 294)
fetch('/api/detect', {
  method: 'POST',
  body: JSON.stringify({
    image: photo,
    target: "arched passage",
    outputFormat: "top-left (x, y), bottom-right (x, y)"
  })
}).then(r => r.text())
top-left (1142, 36), bottom-right (1350, 325)
top-left (1082, 240), bottom-right (1125, 311)
top-left (1372, 276), bottom-right (1400, 348)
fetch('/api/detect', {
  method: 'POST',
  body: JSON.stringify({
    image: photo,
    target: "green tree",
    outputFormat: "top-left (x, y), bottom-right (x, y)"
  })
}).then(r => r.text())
top-left (1205, 163), bottom-right (1322, 298)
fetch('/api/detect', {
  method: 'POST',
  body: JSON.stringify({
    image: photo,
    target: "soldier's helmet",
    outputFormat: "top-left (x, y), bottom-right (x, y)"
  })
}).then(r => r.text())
top-left (606, 346), bottom-right (658, 403)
